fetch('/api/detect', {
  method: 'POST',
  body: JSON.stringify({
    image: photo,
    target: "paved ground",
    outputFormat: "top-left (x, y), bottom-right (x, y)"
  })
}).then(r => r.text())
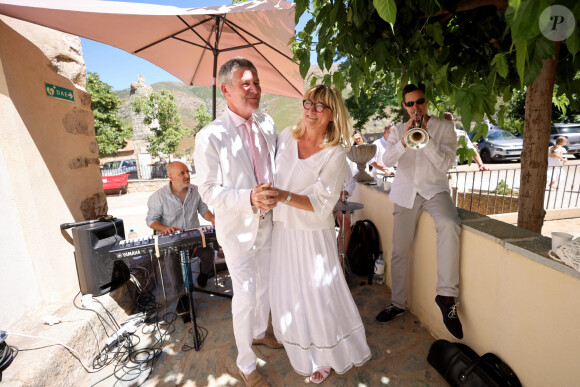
top-left (4, 181), bottom-right (577, 386)
top-left (96, 189), bottom-right (446, 386)
top-left (85, 274), bottom-right (446, 387)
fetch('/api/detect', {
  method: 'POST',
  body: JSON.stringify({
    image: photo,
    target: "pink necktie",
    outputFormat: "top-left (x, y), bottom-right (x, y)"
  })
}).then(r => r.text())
top-left (244, 119), bottom-right (268, 185)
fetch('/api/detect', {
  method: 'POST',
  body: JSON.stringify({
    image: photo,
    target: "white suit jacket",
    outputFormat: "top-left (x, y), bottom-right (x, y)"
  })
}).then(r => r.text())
top-left (193, 110), bottom-right (277, 253)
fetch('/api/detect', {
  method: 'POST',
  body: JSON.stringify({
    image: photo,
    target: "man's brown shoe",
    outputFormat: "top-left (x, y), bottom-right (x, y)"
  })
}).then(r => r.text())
top-left (252, 332), bottom-right (283, 349)
top-left (239, 369), bottom-right (269, 387)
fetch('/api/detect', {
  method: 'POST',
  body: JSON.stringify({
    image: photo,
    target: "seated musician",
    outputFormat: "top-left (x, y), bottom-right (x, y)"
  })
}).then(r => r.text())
top-left (146, 161), bottom-right (216, 305)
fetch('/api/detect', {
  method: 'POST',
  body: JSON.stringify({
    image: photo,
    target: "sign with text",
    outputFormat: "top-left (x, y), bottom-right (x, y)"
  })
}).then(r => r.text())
top-left (45, 83), bottom-right (74, 102)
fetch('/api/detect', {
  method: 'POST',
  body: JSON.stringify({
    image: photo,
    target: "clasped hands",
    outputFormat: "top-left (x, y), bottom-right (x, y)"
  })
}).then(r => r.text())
top-left (250, 182), bottom-right (286, 211)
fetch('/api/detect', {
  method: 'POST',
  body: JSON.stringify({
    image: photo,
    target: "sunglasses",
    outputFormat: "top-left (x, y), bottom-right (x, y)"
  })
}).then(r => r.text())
top-left (404, 98), bottom-right (426, 107)
top-left (303, 99), bottom-right (329, 113)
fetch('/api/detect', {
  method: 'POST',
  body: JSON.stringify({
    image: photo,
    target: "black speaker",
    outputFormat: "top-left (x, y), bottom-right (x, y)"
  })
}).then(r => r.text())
top-left (72, 219), bottom-right (128, 296)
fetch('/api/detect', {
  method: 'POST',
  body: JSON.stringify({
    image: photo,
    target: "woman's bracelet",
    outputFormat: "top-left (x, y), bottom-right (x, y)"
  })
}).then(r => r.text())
top-left (282, 191), bottom-right (292, 204)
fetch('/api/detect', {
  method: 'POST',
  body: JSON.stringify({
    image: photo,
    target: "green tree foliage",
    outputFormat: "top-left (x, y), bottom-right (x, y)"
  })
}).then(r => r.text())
top-left (86, 72), bottom-right (132, 156)
top-left (293, 0), bottom-right (580, 232)
top-left (507, 85), bottom-right (580, 131)
top-left (131, 90), bottom-right (188, 157)
top-left (293, 0), bottom-right (579, 133)
top-left (193, 104), bottom-right (213, 135)
top-left (341, 58), bottom-right (400, 129)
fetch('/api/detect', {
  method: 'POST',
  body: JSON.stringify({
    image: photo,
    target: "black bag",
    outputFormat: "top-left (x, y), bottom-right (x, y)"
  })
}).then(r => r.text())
top-left (346, 219), bottom-right (381, 282)
top-left (427, 339), bottom-right (521, 387)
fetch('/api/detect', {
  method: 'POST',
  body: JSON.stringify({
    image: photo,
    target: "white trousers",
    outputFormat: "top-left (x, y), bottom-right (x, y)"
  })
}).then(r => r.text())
top-left (391, 193), bottom-right (461, 309)
top-left (222, 213), bottom-right (273, 375)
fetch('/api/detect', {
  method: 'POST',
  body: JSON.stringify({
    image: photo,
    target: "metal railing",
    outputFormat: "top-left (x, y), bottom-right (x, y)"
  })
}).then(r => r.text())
top-left (101, 162), bottom-right (197, 180)
top-left (447, 164), bottom-right (580, 215)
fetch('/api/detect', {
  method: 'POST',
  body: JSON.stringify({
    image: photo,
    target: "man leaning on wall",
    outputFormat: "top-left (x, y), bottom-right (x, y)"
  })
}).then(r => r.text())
top-left (375, 83), bottom-right (464, 339)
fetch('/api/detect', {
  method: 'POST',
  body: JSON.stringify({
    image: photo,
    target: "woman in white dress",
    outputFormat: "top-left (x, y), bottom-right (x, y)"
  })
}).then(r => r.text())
top-left (267, 85), bottom-right (371, 383)
top-left (548, 136), bottom-right (568, 189)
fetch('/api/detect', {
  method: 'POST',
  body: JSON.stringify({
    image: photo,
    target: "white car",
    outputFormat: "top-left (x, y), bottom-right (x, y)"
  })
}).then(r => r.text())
top-left (471, 130), bottom-right (523, 163)
top-left (100, 159), bottom-right (137, 176)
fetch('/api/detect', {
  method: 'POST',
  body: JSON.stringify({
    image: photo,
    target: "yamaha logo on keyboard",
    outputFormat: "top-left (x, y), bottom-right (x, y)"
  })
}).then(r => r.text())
top-left (119, 250), bottom-right (142, 258)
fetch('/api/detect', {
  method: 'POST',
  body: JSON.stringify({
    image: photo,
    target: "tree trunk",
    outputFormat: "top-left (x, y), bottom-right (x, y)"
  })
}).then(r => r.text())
top-left (518, 43), bottom-right (560, 233)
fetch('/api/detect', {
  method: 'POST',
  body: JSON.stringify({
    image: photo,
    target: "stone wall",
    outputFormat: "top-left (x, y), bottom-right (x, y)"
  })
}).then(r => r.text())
top-left (0, 16), bottom-right (106, 328)
top-left (127, 179), bottom-right (169, 193)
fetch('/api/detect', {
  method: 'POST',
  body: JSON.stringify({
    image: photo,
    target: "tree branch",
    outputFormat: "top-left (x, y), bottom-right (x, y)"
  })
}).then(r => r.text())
top-left (433, 0), bottom-right (508, 18)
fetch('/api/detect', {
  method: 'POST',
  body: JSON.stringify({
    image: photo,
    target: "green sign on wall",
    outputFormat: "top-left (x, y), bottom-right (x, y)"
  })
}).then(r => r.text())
top-left (45, 83), bottom-right (74, 102)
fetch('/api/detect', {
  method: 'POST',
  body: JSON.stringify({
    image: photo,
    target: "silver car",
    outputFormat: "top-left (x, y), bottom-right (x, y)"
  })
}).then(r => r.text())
top-left (471, 129), bottom-right (523, 163)
top-left (100, 159), bottom-right (137, 176)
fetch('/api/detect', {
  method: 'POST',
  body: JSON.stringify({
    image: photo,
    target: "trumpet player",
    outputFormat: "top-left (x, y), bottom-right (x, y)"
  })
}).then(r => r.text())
top-left (376, 83), bottom-right (464, 339)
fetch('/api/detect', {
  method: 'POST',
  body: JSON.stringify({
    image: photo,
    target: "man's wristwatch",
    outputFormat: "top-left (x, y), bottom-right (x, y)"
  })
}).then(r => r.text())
top-left (282, 191), bottom-right (292, 204)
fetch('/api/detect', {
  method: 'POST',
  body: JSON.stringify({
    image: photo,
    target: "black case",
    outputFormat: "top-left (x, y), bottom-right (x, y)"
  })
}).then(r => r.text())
top-left (427, 339), bottom-right (521, 387)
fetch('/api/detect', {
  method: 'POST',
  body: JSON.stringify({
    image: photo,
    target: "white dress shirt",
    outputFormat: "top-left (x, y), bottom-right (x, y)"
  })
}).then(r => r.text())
top-left (382, 116), bottom-right (457, 209)
top-left (227, 107), bottom-right (272, 185)
top-left (369, 136), bottom-right (395, 176)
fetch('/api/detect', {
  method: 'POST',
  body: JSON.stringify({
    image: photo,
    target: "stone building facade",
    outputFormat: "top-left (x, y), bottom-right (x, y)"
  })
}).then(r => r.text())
top-left (0, 16), bottom-right (106, 327)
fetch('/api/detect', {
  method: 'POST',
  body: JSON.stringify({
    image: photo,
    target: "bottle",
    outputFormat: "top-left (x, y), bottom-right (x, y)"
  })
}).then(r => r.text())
top-left (128, 229), bottom-right (138, 240)
top-left (374, 252), bottom-right (385, 285)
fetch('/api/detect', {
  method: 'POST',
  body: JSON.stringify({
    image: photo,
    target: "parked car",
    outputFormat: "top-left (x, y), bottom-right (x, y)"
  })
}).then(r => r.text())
top-left (100, 159), bottom-right (137, 176)
top-left (470, 129), bottom-right (523, 163)
top-left (550, 123), bottom-right (580, 159)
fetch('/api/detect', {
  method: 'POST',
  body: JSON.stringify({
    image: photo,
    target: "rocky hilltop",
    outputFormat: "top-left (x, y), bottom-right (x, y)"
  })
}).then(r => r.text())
top-left (115, 81), bottom-right (302, 131)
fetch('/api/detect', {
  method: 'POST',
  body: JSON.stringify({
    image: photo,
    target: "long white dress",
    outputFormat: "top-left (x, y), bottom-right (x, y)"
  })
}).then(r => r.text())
top-left (271, 128), bottom-right (371, 376)
top-left (548, 146), bottom-right (566, 187)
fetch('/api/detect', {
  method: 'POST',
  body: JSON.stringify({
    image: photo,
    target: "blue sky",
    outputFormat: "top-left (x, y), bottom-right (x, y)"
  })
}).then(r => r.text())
top-left (82, 0), bottom-right (308, 90)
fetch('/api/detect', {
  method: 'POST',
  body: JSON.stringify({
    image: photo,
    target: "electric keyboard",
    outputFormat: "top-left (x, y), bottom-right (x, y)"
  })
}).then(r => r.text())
top-left (108, 226), bottom-right (216, 260)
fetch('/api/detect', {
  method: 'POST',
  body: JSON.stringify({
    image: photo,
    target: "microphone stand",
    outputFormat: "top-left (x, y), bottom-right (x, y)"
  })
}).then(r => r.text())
top-left (179, 248), bottom-right (232, 351)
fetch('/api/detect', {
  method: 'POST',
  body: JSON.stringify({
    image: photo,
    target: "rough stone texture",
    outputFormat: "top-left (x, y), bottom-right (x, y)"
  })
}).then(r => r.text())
top-left (130, 75), bottom-right (154, 168)
top-left (127, 179), bottom-right (169, 193)
top-left (89, 140), bottom-right (99, 155)
top-left (1, 17), bottom-right (86, 87)
top-left (78, 88), bottom-right (92, 107)
top-left (69, 157), bottom-right (100, 169)
top-left (62, 107), bottom-right (93, 136)
top-left (130, 74), bottom-right (153, 96)
top-left (81, 192), bottom-right (108, 219)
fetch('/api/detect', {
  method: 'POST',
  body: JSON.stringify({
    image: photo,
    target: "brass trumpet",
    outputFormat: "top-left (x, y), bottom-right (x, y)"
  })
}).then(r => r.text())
top-left (403, 110), bottom-right (429, 150)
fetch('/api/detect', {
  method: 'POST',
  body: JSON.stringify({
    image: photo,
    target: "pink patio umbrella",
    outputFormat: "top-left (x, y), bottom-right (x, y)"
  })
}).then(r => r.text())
top-left (0, 0), bottom-right (304, 117)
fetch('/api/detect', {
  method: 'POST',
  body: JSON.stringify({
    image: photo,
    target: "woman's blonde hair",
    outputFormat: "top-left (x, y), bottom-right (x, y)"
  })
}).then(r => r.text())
top-left (290, 85), bottom-right (351, 149)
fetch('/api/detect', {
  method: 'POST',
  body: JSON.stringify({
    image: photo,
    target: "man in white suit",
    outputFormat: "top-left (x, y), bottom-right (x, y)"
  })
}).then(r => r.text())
top-left (194, 57), bottom-right (280, 387)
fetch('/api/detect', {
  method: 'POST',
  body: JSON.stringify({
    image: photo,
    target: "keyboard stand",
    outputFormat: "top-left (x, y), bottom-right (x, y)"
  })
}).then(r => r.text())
top-left (180, 250), bottom-right (232, 351)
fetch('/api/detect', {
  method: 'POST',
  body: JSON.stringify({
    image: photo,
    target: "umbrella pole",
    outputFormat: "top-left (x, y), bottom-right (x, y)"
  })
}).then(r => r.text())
top-left (212, 51), bottom-right (218, 120)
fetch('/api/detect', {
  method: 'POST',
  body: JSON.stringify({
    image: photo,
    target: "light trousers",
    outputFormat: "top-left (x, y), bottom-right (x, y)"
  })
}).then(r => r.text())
top-left (222, 213), bottom-right (273, 375)
top-left (391, 192), bottom-right (461, 309)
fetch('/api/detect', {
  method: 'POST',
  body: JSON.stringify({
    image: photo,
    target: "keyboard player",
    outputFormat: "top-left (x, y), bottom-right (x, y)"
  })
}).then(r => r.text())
top-left (145, 161), bottom-right (216, 312)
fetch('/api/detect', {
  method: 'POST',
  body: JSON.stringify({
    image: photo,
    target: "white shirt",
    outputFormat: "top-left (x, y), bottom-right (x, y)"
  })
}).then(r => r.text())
top-left (343, 163), bottom-right (356, 196)
top-left (383, 116), bottom-right (457, 209)
top-left (454, 128), bottom-right (476, 166)
top-left (455, 128), bottom-right (476, 150)
top-left (369, 136), bottom-right (395, 176)
top-left (227, 107), bottom-right (272, 185)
